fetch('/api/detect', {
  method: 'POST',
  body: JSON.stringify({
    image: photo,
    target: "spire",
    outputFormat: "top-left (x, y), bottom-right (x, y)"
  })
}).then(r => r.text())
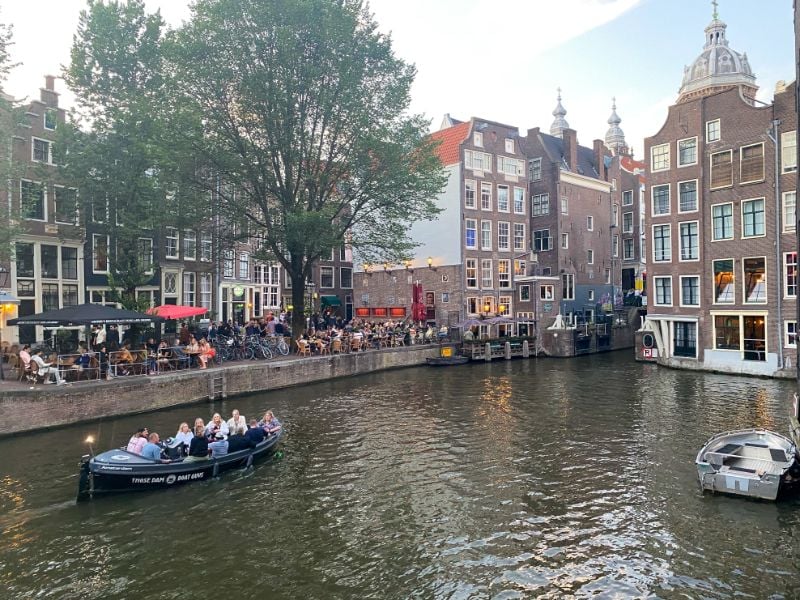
top-left (712, 0), bottom-right (719, 20)
top-left (604, 97), bottom-right (627, 155)
top-left (549, 87), bottom-right (570, 138)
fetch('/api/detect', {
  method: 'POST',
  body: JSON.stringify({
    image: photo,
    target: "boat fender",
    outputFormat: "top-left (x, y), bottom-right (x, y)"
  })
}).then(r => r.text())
top-left (245, 454), bottom-right (254, 469)
top-left (212, 461), bottom-right (219, 478)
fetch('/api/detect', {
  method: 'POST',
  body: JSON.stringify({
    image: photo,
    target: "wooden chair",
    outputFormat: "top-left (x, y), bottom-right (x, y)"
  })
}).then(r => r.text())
top-left (28, 361), bottom-right (46, 385)
top-left (349, 337), bottom-right (362, 352)
top-left (319, 340), bottom-right (330, 356)
top-left (331, 339), bottom-right (342, 354)
top-left (296, 340), bottom-right (311, 356)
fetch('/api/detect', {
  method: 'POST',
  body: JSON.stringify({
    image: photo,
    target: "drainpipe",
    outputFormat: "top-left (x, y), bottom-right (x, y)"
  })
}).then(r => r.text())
top-left (768, 119), bottom-right (783, 369)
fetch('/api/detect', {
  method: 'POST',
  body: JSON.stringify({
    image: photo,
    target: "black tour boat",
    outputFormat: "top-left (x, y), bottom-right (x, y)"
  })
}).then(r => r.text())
top-left (76, 430), bottom-right (283, 501)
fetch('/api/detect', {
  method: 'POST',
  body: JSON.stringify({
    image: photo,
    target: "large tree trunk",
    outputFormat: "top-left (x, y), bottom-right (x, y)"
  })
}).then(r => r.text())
top-left (290, 271), bottom-right (307, 340)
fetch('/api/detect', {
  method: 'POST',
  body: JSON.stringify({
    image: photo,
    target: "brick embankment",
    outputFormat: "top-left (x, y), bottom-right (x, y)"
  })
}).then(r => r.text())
top-left (0, 346), bottom-right (440, 437)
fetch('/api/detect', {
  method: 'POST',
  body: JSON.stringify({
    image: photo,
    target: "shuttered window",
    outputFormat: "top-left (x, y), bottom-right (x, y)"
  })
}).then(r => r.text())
top-left (710, 150), bottom-right (732, 189)
top-left (740, 143), bottom-right (764, 183)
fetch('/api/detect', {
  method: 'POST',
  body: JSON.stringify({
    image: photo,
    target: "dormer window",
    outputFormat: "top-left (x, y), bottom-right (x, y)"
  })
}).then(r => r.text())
top-left (504, 138), bottom-right (514, 153)
top-left (473, 132), bottom-right (483, 147)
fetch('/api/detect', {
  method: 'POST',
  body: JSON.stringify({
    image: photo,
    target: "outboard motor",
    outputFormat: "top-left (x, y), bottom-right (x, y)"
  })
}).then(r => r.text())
top-left (76, 454), bottom-right (93, 502)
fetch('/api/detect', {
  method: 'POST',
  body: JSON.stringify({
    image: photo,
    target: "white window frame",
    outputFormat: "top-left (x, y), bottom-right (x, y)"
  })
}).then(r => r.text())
top-left (679, 220), bottom-right (700, 262)
top-left (473, 131), bottom-right (483, 147)
top-left (529, 158), bottom-right (542, 181)
top-left (20, 179), bottom-right (46, 222)
top-left (784, 251), bottom-right (797, 298)
top-left (497, 185), bottom-right (510, 212)
top-left (679, 275), bottom-right (700, 307)
top-left (561, 197), bottom-right (568, 215)
top-left (561, 232), bottom-right (568, 249)
top-left (712, 258), bottom-right (735, 304)
top-left (586, 215), bottom-right (594, 231)
top-left (652, 224), bottom-right (672, 263)
top-left (199, 273), bottom-right (212, 309)
top-left (612, 235), bottom-right (619, 258)
top-left (138, 237), bottom-right (154, 274)
top-left (562, 273), bottom-right (575, 300)
top-left (31, 136), bottom-right (53, 164)
top-left (623, 211), bottom-right (634, 234)
top-left (677, 136), bottom-right (698, 167)
top-left (532, 193), bottom-right (549, 216)
top-left (784, 320), bottom-right (797, 348)
top-left (587, 249), bottom-right (594, 265)
top-left (498, 259), bottom-right (511, 289)
top-left (498, 221), bottom-right (510, 251)
top-left (782, 191), bottom-right (796, 233)
top-left (742, 256), bottom-right (767, 304)
top-left (653, 276), bottom-right (673, 307)
top-left (504, 138), bottom-right (514, 153)
top-left (622, 190), bottom-right (633, 206)
top-left (480, 220), bottom-right (492, 251)
top-left (711, 202), bottom-right (734, 241)
top-left (92, 234), bottom-right (110, 274)
top-left (480, 259), bottom-right (493, 289)
top-left (741, 197), bottom-right (766, 239)
top-left (183, 272), bottom-right (196, 306)
top-left (651, 184), bottom-right (670, 217)
top-left (678, 179), bottom-right (698, 213)
top-left (513, 223), bottom-right (525, 251)
top-left (165, 227), bottom-right (179, 259)
top-left (739, 142), bottom-right (765, 184)
top-left (320, 265), bottom-right (334, 289)
top-left (533, 228), bottom-right (551, 252)
top-left (465, 258), bottom-right (478, 289)
top-left (182, 229), bottom-right (197, 261)
top-left (200, 233), bottom-right (212, 262)
top-left (238, 252), bottom-right (250, 280)
top-left (706, 119), bottom-right (720, 142)
top-left (513, 187), bottom-right (525, 214)
top-left (781, 130), bottom-right (797, 173)
top-left (651, 143), bottom-right (670, 172)
top-left (465, 179), bottom-right (476, 209)
top-left (480, 182), bottom-right (492, 211)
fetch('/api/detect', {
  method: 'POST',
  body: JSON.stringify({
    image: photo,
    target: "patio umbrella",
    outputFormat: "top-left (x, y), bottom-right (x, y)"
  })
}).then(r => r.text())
top-left (147, 305), bottom-right (208, 320)
top-left (456, 318), bottom-right (484, 328)
top-left (7, 303), bottom-right (160, 326)
top-left (486, 316), bottom-right (516, 325)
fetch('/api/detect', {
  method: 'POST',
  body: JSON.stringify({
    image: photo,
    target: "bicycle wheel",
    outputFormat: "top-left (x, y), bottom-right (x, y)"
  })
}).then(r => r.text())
top-left (262, 345), bottom-right (273, 360)
top-left (244, 347), bottom-right (255, 361)
top-left (277, 339), bottom-right (289, 355)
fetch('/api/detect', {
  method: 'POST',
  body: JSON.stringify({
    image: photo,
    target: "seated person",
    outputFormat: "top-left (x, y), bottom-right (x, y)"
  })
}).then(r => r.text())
top-left (126, 427), bottom-right (149, 454)
top-left (259, 410), bottom-right (282, 435)
top-left (204, 413), bottom-right (230, 438)
top-left (197, 338), bottom-right (214, 369)
top-left (146, 337), bottom-right (159, 374)
top-left (141, 432), bottom-right (171, 463)
top-left (114, 343), bottom-right (134, 375)
top-left (226, 433), bottom-right (252, 453)
top-left (227, 409), bottom-right (247, 436)
top-left (463, 328), bottom-right (474, 341)
top-left (31, 348), bottom-right (67, 385)
top-left (71, 346), bottom-right (92, 377)
top-left (245, 419), bottom-right (265, 445)
top-left (170, 422), bottom-right (194, 455)
top-left (184, 426), bottom-right (210, 462)
top-left (208, 432), bottom-right (229, 458)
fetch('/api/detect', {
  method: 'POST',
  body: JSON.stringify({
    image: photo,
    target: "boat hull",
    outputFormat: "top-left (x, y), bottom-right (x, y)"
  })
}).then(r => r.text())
top-left (78, 431), bottom-right (282, 500)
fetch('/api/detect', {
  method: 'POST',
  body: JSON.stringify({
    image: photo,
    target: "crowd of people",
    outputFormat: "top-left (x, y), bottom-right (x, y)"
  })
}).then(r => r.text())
top-left (125, 409), bottom-right (282, 463)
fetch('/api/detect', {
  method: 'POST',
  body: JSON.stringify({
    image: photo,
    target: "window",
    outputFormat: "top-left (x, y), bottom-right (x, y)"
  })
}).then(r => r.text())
top-left (742, 198), bottom-right (765, 237)
top-left (783, 191), bottom-right (796, 233)
top-left (480, 182), bottom-right (492, 210)
top-left (340, 267), bottom-right (353, 289)
top-left (588, 290), bottom-right (595, 302)
top-left (20, 180), bottom-right (45, 221)
top-left (533, 229), bottom-right (551, 252)
top-left (714, 315), bottom-right (740, 350)
top-left (532, 193), bottom-right (549, 216)
top-left (466, 259), bottom-right (478, 288)
top-left (713, 259), bottom-right (735, 303)
top-left (165, 227), bottom-right (179, 259)
top-left (712, 203), bottom-right (733, 240)
top-left (93, 234), bottom-right (109, 273)
top-left (679, 180), bottom-right (698, 212)
top-left (561, 197), bottom-right (568, 215)
top-left (706, 119), bottom-right (720, 142)
top-left (465, 180), bottom-right (476, 209)
top-left (497, 185), bottom-right (509, 212)
top-left (238, 253), bottom-right (250, 279)
top-left (91, 194), bottom-right (107, 223)
top-left (44, 109), bottom-right (57, 131)
top-left (497, 156), bottom-right (524, 176)
top-left (513, 223), bottom-right (525, 251)
top-left (200, 273), bottom-right (212, 309)
top-left (680, 276), bottom-right (700, 306)
top-left (678, 137), bottom-right (697, 166)
top-left (480, 221), bottom-right (492, 250)
top-left (320, 266), bottom-right (334, 288)
top-left (16, 243), bottom-right (34, 278)
top-left (623, 212), bottom-right (633, 233)
top-left (183, 272), bottom-right (195, 305)
top-left (561, 233), bottom-right (569, 249)
top-left (529, 158), bottom-right (542, 181)
top-left (654, 276), bottom-right (672, 306)
top-left (465, 149), bottom-right (492, 171)
top-left (623, 238), bottom-right (634, 260)
top-left (498, 259), bottom-right (511, 289)
top-left (138, 238), bottom-right (153, 273)
top-left (785, 321), bottom-right (797, 348)
top-left (710, 150), bottom-right (733, 188)
top-left (612, 235), bottom-right (619, 258)
top-left (513, 187), bottom-right (525, 214)
top-left (605, 268), bottom-right (611, 284)
top-left (514, 259), bottom-right (526, 276)
top-left (652, 224), bottom-right (671, 262)
top-left (62, 284), bottom-right (79, 307)
top-left (481, 259), bottom-right (493, 288)
top-left (54, 187), bottom-right (78, 224)
top-left (651, 143), bottom-right (670, 171)
top-left (473, 131), bottom-right (482, 147)
top-left (562, 273), bottom-right (574, 300)
top-left (622, 190), bottom-right (633, 206)
top-left (498, 222), bottom-right (510, 250)
top-left (41, 245), bottom-right (58, 278)
top-left (223, 251), bottom-right (234, 278)
top-left (652, 184), bottom-right (670, 216)
top-left (587, 249), bottom-right (594, 265)
top-left (163, 272), bottom-right (177, 295)
top-left (182, 230), bottom-right (196, 260)
top-left (200, 233), bottom-right (212, 262)
top-left (782, 131), bottom-right (797, 173)
top-left (61, 247), bottom-right (78, 280)
top-left (785, 252), bottom-right (797, 297)
top-left (674, 322), bottom-right (697, 358)
top-left (540, 285), bottom-right (554, 301)
top-left (32, 137), bottom-right (52, 164)
top-left (740, 143), bottom-right (764, 183)
top-left (42, 283), bottom-right (59, 312)
top-left (504, 138), bottom-right (514, 153)
top-left (679, 221), bottom-right (699, 261)
top-left (586, 215), bottom-right (594, 231)
top-left (519, 285), bottom-right (530, 301)
top-left (467, 297), bottom-right (479, 314)
top-left (743, 257), bottom-right (766, 303)
top-left (465, 218), bottom-right (477, 249)
top-left (612, 204), bottom-right (618, 227)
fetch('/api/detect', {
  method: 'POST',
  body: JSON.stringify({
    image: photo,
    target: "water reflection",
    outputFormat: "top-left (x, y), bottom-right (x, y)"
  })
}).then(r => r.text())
top-left (0, 353), bottom-right (798, 598)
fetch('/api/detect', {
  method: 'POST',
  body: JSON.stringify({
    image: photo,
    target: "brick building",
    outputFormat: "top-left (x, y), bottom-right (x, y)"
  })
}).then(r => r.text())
top-left (642, 7), bottom-right (798, 376)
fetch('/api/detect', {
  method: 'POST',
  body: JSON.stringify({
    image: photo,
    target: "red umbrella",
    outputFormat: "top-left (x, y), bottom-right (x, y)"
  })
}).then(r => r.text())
top-left (147, 305), bottom-right (208, 320)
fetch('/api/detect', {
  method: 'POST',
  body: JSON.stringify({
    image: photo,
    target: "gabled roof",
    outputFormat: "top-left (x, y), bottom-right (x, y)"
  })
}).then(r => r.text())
top-left (430, 121), bottom-right (470, 166)
top-left (620, 155), bottom-right (646, 174)
top-left (537, 132), bottom-right (600, 179)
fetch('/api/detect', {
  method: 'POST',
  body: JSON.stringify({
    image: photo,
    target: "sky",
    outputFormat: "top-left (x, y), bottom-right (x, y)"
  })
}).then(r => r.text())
top-left (1, 0), bottom-right (795, 158)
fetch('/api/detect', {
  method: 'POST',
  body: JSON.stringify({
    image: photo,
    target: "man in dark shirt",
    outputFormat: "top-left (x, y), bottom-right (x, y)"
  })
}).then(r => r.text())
top-left (179, 323), bottom-right (191, 346)
top-left (227, 434), bottom-right (253, 452)
top-left (244, 419), bottom-right (265, 445)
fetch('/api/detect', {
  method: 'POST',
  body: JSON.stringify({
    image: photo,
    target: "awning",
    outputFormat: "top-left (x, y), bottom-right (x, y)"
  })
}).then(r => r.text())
top-left (320, 295), bottom-right (341, 307)
top-left (7, 303), bottom-right (161, 326)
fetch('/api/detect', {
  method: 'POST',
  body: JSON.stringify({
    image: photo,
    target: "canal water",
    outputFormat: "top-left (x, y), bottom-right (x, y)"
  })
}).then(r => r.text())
top-left (1, 353), bottom-right (799, 599)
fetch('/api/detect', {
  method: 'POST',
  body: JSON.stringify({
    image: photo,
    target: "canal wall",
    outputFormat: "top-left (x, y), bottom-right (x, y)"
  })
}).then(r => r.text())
top-left (540, 323), bottom-right (636, 357)
top-left (0, 346), bottom-right (440, 437)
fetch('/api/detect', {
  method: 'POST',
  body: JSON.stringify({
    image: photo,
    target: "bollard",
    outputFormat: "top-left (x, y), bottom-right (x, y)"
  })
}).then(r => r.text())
top-left (485, 342), bottom-right (491, 362)
top-left (504, 341), bottom-right (511, 360)
top-left (522, 340), bottom-right (530, 358)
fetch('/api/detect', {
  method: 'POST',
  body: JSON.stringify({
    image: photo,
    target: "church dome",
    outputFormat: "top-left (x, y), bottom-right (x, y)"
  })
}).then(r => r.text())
top-left (604, 98), bottom-right (627, 155)
top-left (549, 88), bottom-right (570, 138)
top-left (677, 4), bottom-right (757, 104)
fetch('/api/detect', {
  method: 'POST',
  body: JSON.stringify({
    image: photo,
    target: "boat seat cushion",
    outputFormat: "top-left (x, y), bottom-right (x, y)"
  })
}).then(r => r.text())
top-left (716, 443), bottom-right (742, 456)
top-left (769, 448), bottom-right (787, 462)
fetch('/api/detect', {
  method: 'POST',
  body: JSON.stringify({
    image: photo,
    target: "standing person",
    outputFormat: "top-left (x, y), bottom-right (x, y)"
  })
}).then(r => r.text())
top-left (94, 325), bottom-right (106, 352)
top-left (31, 348), bottom-right (67, 385)
top-left (208, 322), bottom-right (218, 344)
top-left (179, 323), bottom-right (191, 346)
top-left (227, 409), bottom-right (247, 436)
top-left (126, 427), bottom-right (149, 454)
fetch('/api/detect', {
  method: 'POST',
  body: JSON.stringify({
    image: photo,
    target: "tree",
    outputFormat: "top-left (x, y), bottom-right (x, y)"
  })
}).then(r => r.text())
top-left (167, 0), bottom-right (446, 336)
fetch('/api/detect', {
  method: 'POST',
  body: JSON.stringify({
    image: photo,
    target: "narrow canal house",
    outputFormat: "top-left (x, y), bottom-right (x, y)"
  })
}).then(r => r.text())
top-left (641, 7), bottom-right (798, 376)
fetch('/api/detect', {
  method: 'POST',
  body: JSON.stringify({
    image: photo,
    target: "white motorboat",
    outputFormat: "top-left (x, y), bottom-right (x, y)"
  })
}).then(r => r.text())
top-left (695, 428), bottom-right (799, 501)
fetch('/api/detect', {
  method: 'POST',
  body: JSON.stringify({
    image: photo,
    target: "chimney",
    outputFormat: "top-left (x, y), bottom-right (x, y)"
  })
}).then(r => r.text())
top-left (593, 139), bottom-right (607, 181)
top-left (526, 126), bottom-right (540, 138)
top-left (45, 75), bottom-right (55, 91)
top-left (562, 128), bottom-right (578, 171)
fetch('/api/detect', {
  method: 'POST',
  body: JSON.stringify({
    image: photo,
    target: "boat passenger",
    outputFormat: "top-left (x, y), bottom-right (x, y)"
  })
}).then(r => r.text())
top-left (226, 433), bottom-right (252, 453)
top-left (184, 426), bottom-right (210, 462)
top-left (205, 413), bottom-right (229, 438)
top-left (173, 422), bottom-right (194, 449)
top-left (208, 432), bottom-right (229, 458)
top-left (126, 427), bottom-right (149, 454)
top-left (141, 433), bottom-right (171, 463)
top-left (227, 409), bottom-right (247, 436)
top-left (245, 419), bottom-right (265, 445)
top-left (259, 410), bottom-right (282, 435)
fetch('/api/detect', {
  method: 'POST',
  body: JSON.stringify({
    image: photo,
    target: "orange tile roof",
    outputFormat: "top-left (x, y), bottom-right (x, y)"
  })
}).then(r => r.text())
top-left (430, 121), bottom-right (470, 166)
